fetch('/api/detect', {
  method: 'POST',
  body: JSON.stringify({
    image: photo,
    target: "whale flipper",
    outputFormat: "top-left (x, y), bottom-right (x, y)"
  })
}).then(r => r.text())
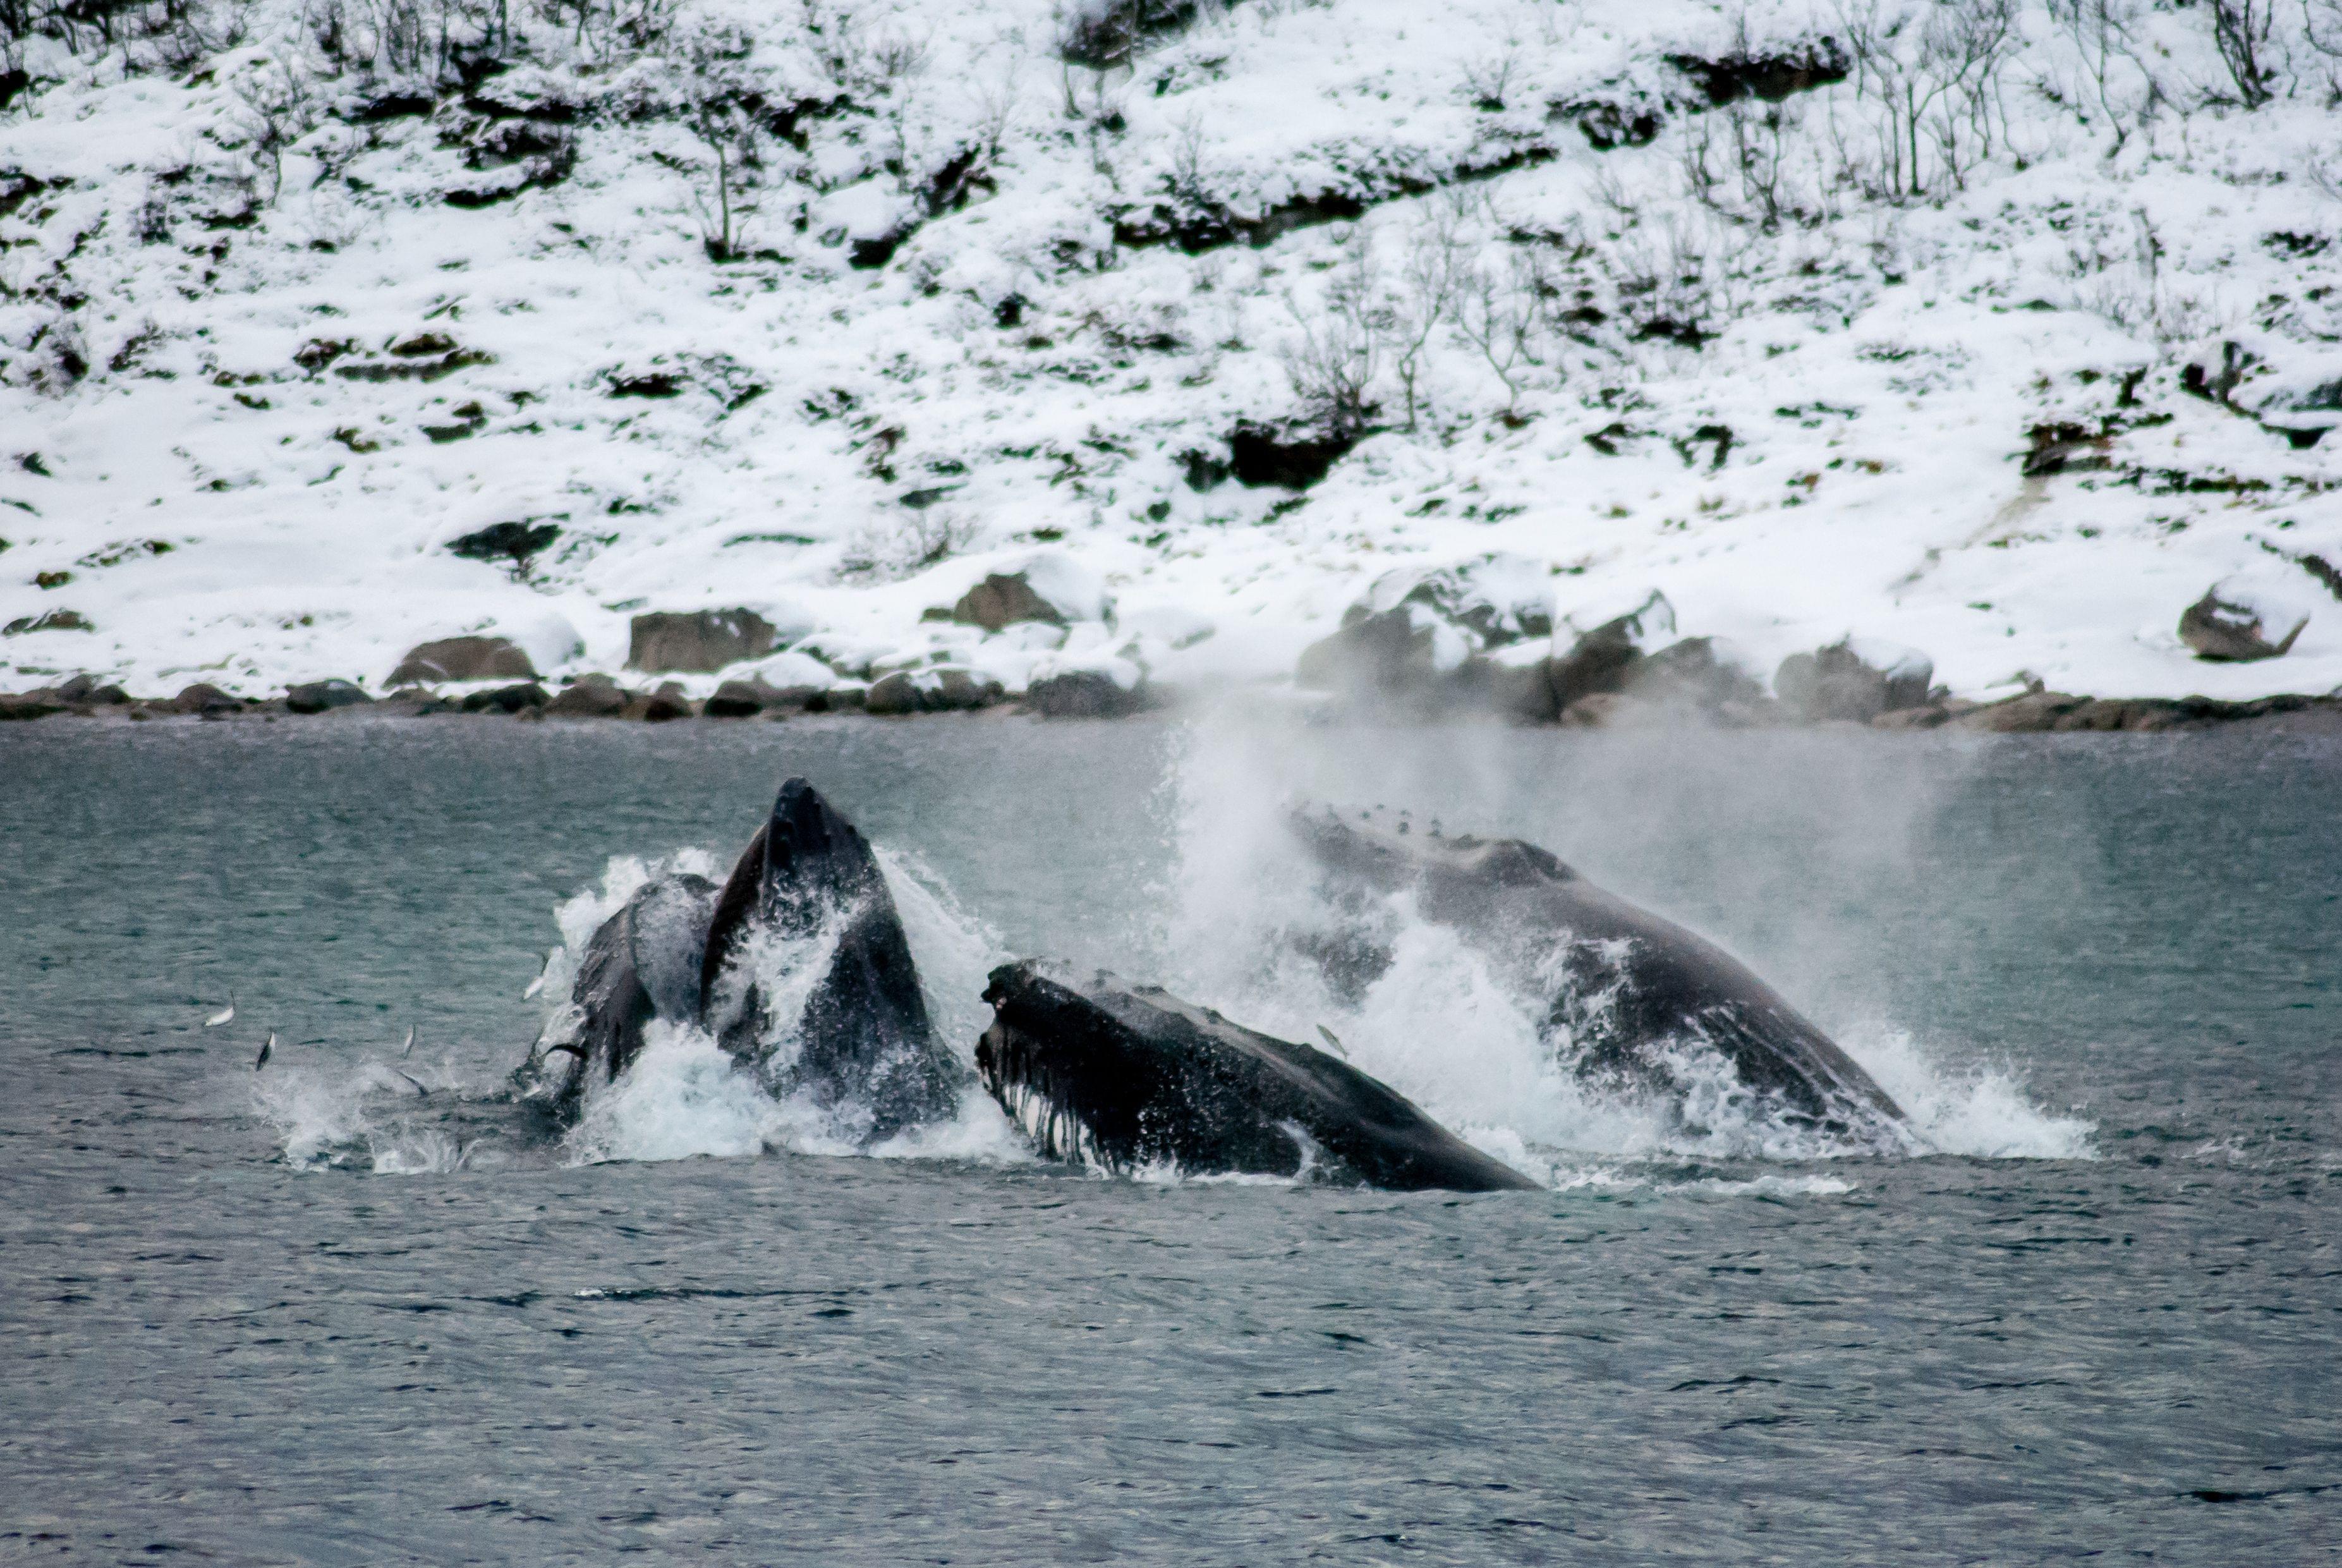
top-left (1289, 805), bottom-right (1905, 1138)
top-left (521, 873), bottom-right (717, 1119)
top-left (700, 778), bottom-right (964, 1140)
top-left (978, 961), bottom-right (1538, 1192)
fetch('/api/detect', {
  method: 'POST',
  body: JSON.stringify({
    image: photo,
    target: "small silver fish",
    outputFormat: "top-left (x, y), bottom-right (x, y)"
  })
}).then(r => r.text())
top-left (205, 995), bottom-right (236, 1028)
top-left (254, 1031), bottom-right (275, 1071)
top-left (1316, 1025), bottom-right (1345, 1056)
top-left (401, 1024), bottom-right (416, 1058)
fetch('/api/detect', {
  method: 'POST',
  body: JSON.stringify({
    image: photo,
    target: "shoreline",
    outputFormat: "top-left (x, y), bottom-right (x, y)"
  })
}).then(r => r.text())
top-left (3, 678), bottom-right (2339, 736)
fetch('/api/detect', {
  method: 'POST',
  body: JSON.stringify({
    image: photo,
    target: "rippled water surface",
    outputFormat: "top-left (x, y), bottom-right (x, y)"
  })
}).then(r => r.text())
top-left (3, 714), bottom-right (2336, 1564)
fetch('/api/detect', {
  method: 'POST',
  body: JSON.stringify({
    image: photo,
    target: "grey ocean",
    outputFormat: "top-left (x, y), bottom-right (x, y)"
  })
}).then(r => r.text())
top-left (2, 715), bottom-right (2336, 1564)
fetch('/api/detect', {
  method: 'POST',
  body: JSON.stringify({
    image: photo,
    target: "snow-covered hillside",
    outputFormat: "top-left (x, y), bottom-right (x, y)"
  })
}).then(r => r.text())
top-left (2, 0), bottom-right (2339, 702)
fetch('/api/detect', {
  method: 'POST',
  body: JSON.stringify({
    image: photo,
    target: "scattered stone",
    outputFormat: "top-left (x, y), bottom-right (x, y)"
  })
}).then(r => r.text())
top-left (388, 635), bottom-right (537, 686)
top-left (52, 674), bottom-right (129, 705)
top-left (461, 681), bottom-right (549, 714)
top-left (285, 679), bottom-right (372, 714)
top-left (1618, 637), bottom-right (1769, 719)
top-left (545, 676), bottom-right (629, 718)
top-left (1026, 669), bottom-right (1148, 718)
top-left (4, 609), bottom-right (92, 636)
top-left (2178, 587), bottom-right (2307, 662)
top-left (446, 520), bottom-right (559, 570)
top-left (1560, 691), bottom-right (1661, 729)
top-left (627, 609), bottom-right (778, 673)
top-left (1296, 604), bottom-right (1475, 708)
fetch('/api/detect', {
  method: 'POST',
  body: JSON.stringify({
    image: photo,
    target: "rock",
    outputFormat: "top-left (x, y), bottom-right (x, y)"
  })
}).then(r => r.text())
top-left (1560, 691), bottom-right (1659, 729)
top-left (547, 676), bottom-right (629, 718)
top-left (4, 609), bottom-right (92, 636)
top-left (1027, 669), bottom-right (1147, 718)
top-left (0, 693), bottom-right (61, 720)
top-left (285, 679), bottom-right (372, 714)
top-left (947, 556), bottom-right (1110, 634)
top-left (2178, 588), bottom-right (2307, 663)
top-left (1776, 640), bottom-right (1934, 722)
top-left (627, 609), bottom-right (779, 674)
top-left (1362, 556), bottom-right (1556, 650)
top-left (622, 690), bottom-right (694, 721)
top-left (1950, 691), bottom-right (2088, 732)
top-left (173, 682), bottom-right (240, 717)
top-left (1296, 604), bottom-right (1476, 705)
top-left (808, 684), bottom-right (868, 713)
top-left (1548, 592), bottom-right (1675, 708)
top-left (53, 674), bottom-right (130, 706)
top-left (865, 672), bottom-right (925, 716)
top-left (388, 635), bottom-right (538, 686)
top-left (866, 667), bottom-right (1004, 715)
top-left (1870, 705), bottom-right (1950, 731)
top-left (704, 680), bottom-right (773, 719)
top-left (951, 573), bottom-right (1066, 633)
top-left (446, 521), bottom-right (560, 569)
top-left (461, 682), bottom-right (549, 714)
top-left (1486, 647), bottom-right (1560, 722)
top-left (1620, 638), bottom-right (1768, 715)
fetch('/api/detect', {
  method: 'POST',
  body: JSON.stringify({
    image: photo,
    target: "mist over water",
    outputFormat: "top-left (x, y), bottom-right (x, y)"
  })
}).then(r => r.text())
top-left (4, 715), bottom-right (2336, 1562)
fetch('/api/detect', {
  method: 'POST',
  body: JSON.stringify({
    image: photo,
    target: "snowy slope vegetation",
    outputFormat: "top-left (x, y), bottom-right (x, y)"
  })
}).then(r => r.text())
top-left (2, 0), bottom-right (2339, 701)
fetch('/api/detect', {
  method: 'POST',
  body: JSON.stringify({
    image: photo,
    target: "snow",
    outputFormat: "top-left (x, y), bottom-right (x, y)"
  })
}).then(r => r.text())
top-left (1, 0), bottom-right (2338, 703)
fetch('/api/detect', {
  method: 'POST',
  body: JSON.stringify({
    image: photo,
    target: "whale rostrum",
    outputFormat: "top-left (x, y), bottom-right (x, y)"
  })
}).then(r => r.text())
top-left (1288, 804), bottom-right (1907, 1137)
top-left (976, 960), bottom-right (1539, 1192)
top-left (699, 777), bottom-right (965, 1140)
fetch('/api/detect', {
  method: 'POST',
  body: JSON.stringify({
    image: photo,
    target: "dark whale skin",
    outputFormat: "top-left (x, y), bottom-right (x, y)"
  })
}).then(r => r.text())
top-left (977, 960), bottom-right (1539, 1193)
top-left (1290, 806), bottom-right (1906, 1134)
top-left (700, 777), bottom-right (963, 1139)
top-left (523, 873), bottom-right (716, 1121)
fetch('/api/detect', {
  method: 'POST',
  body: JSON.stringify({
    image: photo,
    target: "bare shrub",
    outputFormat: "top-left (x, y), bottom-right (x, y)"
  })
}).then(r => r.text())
top-left (1279, 236), bottom-right (1382, 439)
top-left (2205, 0), bottom-right (2276, 107)
top-left (1837, 0), bottom-right (2019, 199)
top-left (1453, 244), bottom-right (1550, 413)
top-left (837, 507), bottom-right (981, 579)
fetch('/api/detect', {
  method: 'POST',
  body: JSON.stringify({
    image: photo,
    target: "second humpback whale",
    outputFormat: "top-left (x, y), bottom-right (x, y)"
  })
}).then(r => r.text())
top-left (1288, 805), bottom-right (1907, 1139)
top-left (976, 960), bottom-right (1538, 1192)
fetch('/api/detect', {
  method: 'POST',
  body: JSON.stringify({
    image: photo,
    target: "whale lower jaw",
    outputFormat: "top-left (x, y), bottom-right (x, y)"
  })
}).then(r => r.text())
top-left (988, 1072), bottom-right (1112, 1170)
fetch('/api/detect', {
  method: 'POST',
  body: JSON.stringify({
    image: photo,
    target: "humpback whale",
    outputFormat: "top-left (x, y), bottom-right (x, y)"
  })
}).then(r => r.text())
top-left (1289, 805), bottom-right (1906, 1137)
top-left (521, 779), bottom-right (964, 1140)
top-left (696, 778), bottom-right (964, 1140)
top-left (977, 960), bottom-right (1539, 1192)
top-left (521, 872), bottom-right (717, 1119)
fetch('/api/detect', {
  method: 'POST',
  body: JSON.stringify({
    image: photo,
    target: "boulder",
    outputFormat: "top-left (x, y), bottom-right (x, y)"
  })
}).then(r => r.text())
top-left (866, 667), bottom-right (1004, 715)
top-left (173, 682), bottom-right (240, 717)
top-left (2178, 588), bottom-right (2307, 663)
top-left (626, 609), bottom-right (779, 673)
top-left (388, 635), bottom-right (538, 686)
top-left (1776, 640), bottom-right (1934, 723)
top-left (460, 681), bottom-right (549, 714)
top-left (1027, 669), bottom-right (1147, 718)
top-left (1548, 591), bottom-right (1676, 709)
top-left (808, 684), bottom-right (868, 713)
top-left (1296, 604), bottom-right (1476, 705)
top-left (1361, 556), bottom-right (1555, 650)
top-left (622, 688), bottom-right (695, 722)
top-left (546, 676), bottom-right (629, 718)
top-left (1622, 638), bottom-right (1769, 717)
top-left (0, 693), bottom-right (62, 721)
top-left (54, 674), bottom-right (130, 706)
top-left (952, 573), bottom-right (1067, 633)
top-left (704, 680), bottom-right (772, 719)
top-left (285, 679), bottom-right (372, 714)
top-left (947, 556), bottom-right (1110, 634)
